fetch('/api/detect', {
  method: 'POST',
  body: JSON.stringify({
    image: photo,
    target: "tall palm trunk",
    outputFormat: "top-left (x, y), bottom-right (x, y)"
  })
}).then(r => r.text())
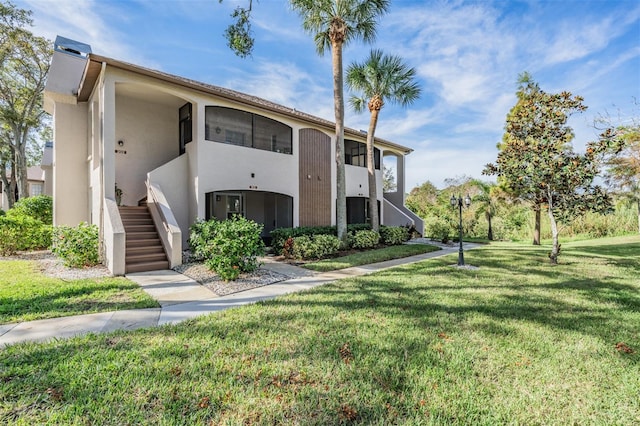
top-left (332, 39), bottom-right (347, 242)
top-left (366, 99), bottom-right (381, 231)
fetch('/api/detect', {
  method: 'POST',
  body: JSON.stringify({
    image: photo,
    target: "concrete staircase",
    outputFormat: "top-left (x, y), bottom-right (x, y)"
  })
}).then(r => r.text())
top-left (119, 206), bottom-right (169, 273)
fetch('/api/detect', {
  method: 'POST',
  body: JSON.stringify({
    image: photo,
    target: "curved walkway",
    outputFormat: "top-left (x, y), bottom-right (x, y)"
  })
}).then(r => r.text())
top-left (0, 242), bottom-right (479, 347)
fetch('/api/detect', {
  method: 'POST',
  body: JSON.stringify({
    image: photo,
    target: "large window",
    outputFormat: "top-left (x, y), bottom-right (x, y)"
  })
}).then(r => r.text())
top-left (205, 106), bottom-right (292, 154)
top-left (345, 139), bottom-right (380, 169)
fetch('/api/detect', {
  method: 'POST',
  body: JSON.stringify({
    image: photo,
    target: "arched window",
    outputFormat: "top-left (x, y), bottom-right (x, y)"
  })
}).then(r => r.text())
top-left (205, 106), bottom-right (292, 154)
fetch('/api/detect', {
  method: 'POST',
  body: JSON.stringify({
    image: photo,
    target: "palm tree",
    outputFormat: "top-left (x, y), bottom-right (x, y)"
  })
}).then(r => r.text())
top-left (346, 49), bottom-right (420, 231)
top-left (470, 179), bottom-right (500, 241)
top-left (290, 0), bottom-right (389, 241)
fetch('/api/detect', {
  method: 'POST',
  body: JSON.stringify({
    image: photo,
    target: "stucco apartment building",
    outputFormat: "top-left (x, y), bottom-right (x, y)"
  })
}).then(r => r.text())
top-left (44, 36), bottom-right (422, 276)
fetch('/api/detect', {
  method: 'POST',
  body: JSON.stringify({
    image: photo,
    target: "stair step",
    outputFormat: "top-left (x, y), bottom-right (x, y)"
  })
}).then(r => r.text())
top-left (126, 253), bottom-right (168, 263)
top-left (126, 238), bottom-right (162, 248)
top-left (121, 218), bottom-right (154, 226)
top-left (126, 246), bottom-right (165, 256)
top-left (120, 213), bottom-right (152, 219)
top-left (126, 260), bottom-right (170, 274)
top-left (123, 224), bottom-right (156, 233)
top-left (127, 231), bottom-right (160, 241)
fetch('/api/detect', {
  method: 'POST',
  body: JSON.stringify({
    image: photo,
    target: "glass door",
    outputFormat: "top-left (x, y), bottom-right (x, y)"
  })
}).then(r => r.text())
top-left (226, 193), bottom-right (244, 219)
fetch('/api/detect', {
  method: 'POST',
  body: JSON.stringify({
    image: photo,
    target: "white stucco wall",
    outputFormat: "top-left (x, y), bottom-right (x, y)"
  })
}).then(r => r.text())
top-left (52, 102), bottom-right (89, 226)
top-left (196, 136), bottom-right (299, 206)
top-left (345, 165), bottom-right (383, 200)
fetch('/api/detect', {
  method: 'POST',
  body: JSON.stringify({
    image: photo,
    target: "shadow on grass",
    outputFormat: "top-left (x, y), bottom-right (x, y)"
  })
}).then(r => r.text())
top-left (0, 281), bottom-right (158, 323)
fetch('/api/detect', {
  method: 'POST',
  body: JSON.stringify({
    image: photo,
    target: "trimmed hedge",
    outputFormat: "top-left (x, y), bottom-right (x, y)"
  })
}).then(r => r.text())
top-left (379, 225), bottom-right (409, 245)
top-left (271, 223), bottom-right (371, 254)
top-left (0, 215), bottom-right (51, 256)
top-left (290, 234), bottom-right (341, 260)
top-left (349, 230), bottom-right (380, 249)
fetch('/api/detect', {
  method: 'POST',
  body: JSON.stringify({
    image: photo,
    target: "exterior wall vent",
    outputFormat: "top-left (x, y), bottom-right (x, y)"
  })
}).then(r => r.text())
top-left (54, 36), bottom-right (91, 58)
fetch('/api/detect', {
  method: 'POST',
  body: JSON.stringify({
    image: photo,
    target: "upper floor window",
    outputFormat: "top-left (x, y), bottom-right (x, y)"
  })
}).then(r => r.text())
top-left (205, 106), bottom-right (292, 154)
top-left (345, 139), bottom-right (380, 169)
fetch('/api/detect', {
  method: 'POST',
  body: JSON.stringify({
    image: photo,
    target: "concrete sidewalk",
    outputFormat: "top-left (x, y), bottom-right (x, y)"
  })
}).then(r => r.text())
top-left (0, 242), bottom-right (479, 347)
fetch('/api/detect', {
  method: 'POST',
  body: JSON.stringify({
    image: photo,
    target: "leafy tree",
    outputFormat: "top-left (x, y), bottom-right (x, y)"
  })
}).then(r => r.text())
top-left (382, 165), bottom-right (396, 192)
top-left (603, 123), bottom-right (640, 233)
top-left (0, 1), bottom-right (51, 206)
top-left (406, 180), bottom-right (439, 219)
top-left (346, 49), bottom-right (420, 232)
top-left (484, 74), bottom-right (621, 263)
top-left (290, 0), bottom-right (389, 241)
top-left (219, 0), bottom-right (254, 58)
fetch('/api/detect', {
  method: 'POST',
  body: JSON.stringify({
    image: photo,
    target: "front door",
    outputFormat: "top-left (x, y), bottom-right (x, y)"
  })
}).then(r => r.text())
top-left (226, 193), bottom-right (244, 219)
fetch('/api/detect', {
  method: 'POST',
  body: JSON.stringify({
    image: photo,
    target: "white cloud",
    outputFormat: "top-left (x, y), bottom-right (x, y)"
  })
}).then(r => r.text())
top-left (405, 146), bottom-right (497, 190)
top-left (21, 0), bottom-right (160, 68)
top-left (224, 59), bottom-right (335, 121)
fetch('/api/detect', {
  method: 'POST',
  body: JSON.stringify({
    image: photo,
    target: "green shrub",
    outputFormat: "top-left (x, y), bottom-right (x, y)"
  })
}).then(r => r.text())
top-left (0, 209), bottom-right (5, 216)
top-left (8, 195), bottom-right (53, 224)
top-left (271, 226), bottom-right (335, 254)
top-left (379, 226), bottom-right (409, 245)
top-left (425, 217), bottom-right (452, 243)
top-left (349, 230), bottom-right (380, 249)
top-left (311, 234), bottom-right (342, 258)
top-left (271, 224), bottom-right (372, 254)
top-left (291, 234), bottom-right (341, 260)
top-left (51, 222), bottom-right (100, 268)
top-left (189, 216), bottom-right (265, 281)
top-left (0, 215), bottom-right (51, 255)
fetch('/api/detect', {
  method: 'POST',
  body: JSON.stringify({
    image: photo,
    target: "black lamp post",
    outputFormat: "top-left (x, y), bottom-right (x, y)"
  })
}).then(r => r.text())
top-left (450, 194), bottom-right (471, 266)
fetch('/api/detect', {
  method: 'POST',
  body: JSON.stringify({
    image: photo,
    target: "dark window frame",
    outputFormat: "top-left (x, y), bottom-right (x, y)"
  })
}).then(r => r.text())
top-left (345, 139), bottom-right (381, 170)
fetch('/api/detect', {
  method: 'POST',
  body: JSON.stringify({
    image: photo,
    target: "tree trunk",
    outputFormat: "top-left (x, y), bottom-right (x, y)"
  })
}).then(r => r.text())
top-left (14, 137), bottom-right (29, 201)
top-left (637, 198), bottom-right (640, 234)
top-left (0, 167), bottom-right (10, 210)
top-left (366, 107), bottom-right (380, 232)
top-left (547, 201), bottom-right (560, 264)
top-left (332, 40), bottom-right (347, 243)
top-left (533, 203), bottom-right (541, 245)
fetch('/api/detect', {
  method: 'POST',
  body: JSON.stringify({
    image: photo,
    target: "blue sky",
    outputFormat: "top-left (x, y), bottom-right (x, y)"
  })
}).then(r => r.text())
top-left (18, 0), bottom-right (640, 189)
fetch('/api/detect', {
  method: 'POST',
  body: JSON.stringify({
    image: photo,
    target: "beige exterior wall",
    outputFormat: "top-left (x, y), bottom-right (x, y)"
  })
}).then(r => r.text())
top-left (52, 102), bottom-right (89, 226)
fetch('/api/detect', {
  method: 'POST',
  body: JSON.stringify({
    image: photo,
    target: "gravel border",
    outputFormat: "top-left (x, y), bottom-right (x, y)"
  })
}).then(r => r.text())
top-left (1, 251), bottom-right (111, 280)
top-left (173, 262), bottom-right (290, 296)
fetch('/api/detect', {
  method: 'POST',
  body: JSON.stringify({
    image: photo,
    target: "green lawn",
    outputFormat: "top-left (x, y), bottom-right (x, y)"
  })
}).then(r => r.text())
top-left (0, 260), bottom-right (158, 324)
top-left (1, 235), bottom-right (639, 424)
top-left (303, 243), bottom-right (441, 272)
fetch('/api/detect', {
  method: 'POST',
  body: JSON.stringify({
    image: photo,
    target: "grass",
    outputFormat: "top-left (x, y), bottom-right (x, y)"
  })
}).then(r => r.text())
top-left (0, 260), bottom-right (158, 324)
top-left (1, 235), bottom-right (639, 424)
top-left (303, 243), bottom-right (441, 272)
